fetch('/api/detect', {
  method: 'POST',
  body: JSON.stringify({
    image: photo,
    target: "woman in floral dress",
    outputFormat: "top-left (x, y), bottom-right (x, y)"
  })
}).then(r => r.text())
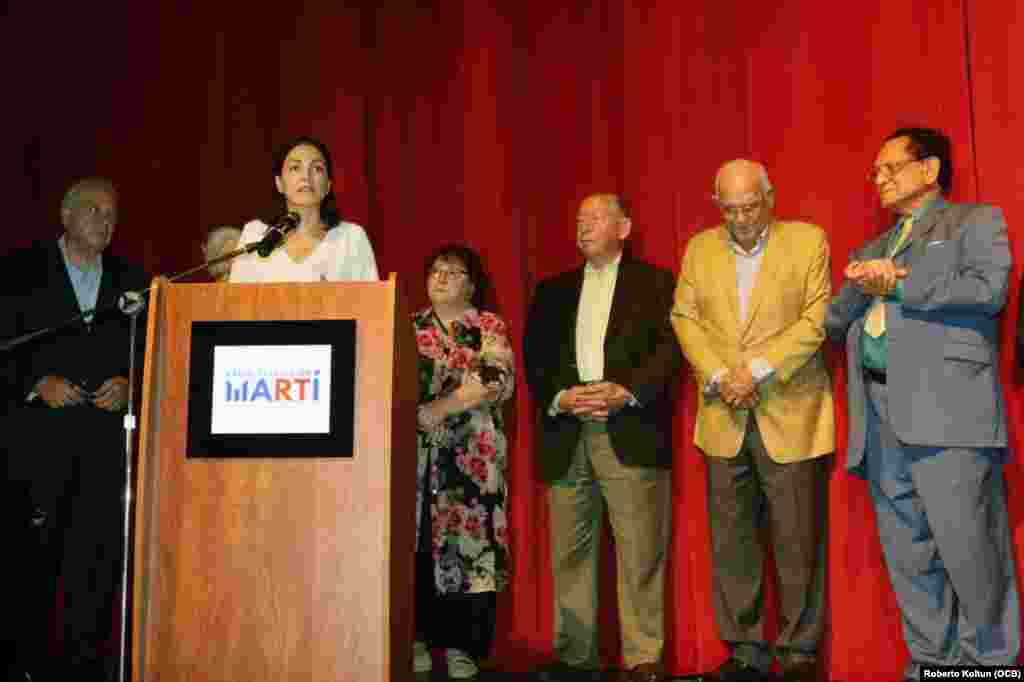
top-left (413, 244), bottom-right (514, 679)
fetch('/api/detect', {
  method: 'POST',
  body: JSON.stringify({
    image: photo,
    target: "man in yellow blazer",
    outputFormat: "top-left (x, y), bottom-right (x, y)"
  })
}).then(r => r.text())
top-left (671, 160), bottom-right (833, 682)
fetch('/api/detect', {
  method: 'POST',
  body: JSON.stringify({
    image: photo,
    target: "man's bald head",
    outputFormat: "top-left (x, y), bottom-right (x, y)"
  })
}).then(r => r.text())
top-left (713, 159), bottom-right (773, 199)
top-left (712, 160), bottom-right (775, 251)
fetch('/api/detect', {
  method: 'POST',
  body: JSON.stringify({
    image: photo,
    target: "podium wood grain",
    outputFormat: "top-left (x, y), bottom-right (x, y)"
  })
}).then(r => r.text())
top-left (133, 277), bottom-right (417, 681)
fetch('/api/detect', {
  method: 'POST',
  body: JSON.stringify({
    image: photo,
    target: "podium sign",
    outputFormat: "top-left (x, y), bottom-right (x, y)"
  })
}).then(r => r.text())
top-left (186, 319), bottom-right (356, 458)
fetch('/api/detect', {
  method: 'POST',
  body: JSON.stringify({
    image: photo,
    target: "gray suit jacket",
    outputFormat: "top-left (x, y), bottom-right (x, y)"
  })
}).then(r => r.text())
top-left (825, 198), bottom-right (1011, 475)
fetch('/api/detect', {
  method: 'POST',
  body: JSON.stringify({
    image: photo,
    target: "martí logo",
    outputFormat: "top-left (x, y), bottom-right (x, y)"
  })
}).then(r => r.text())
top-left (224, 368), bottom-right (322, 403)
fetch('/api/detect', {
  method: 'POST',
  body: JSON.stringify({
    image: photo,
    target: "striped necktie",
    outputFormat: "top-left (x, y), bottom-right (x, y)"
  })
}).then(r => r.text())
top-left (863, 215), bottom-right (913, 338)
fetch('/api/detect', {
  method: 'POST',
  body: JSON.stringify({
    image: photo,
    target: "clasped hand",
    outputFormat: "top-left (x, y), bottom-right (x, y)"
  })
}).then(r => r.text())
top-left (845, 259), bottom-right (909, 296)
top-left (455, 372), bottom-right (502, 407)
top-left (558, 381), bottom-right (631, 422)
top-left (37, 375), bottom-right (129, 412)
top-left (719, 365), bottom-right (758, 409)
top-left (418, 373), bottom-right (502, 431)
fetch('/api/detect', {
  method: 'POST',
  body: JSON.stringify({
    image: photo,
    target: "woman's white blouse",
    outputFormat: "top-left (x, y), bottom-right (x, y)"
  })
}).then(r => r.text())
top-left (228, 219), bottom-right (379, 282)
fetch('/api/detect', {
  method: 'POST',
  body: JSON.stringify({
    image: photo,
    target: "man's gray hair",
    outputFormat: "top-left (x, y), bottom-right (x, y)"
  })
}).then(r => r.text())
top-left (62, 177), bottom-right (118, 213)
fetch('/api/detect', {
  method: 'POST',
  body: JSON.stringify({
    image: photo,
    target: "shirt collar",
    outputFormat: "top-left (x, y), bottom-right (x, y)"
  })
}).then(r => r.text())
top-left (726, 223), bottom-right (771, 257)
top-left (58, 234), bottom-right (103, 275)
top-left (910, 195), bottom-right (943, 222)
top-left (584, 251), bottom-right (623, 276)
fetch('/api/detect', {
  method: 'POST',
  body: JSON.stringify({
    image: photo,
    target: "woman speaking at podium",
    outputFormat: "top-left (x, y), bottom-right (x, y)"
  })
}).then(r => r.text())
top-left (229, 135), bottom-right (378, 282)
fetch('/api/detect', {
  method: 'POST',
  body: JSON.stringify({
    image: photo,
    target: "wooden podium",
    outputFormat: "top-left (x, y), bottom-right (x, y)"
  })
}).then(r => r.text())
top-left (132, 276), bottom-right (417, 682)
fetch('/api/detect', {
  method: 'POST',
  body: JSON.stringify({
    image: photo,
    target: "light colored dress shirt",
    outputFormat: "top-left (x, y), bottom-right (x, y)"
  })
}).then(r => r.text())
top-left (229, 219), bottom-right (379, 282)
top-left (59, 234), bottom-right (102, 323)
top-left (706, 226), bottom-right (774, 396)
top-left (575, 254), bottom-right (621, 382)
top-left (549, 253), bottom-right (635, 415)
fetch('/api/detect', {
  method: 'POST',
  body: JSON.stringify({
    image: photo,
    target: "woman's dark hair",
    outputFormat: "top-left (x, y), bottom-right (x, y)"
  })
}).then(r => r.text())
top-left (424, 243), bottom-right (491, 309)
top-left (271, 135), bottom-right (341, 227)
top-left (885, 127), bottom-right (953, 195)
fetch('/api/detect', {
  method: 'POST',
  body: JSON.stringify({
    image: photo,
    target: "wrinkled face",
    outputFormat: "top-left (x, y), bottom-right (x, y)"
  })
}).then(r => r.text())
top-left (715, 175), bottom-right (772, 247)
top-left (62, 188), bottom-right (117, 255)
top-left (427, 256), bottom-right (475, 308)
top-left (274, 143), bottom-right (332, 210)
top-left (576, 196), bottom-right (629, 265)
top-left (871, 136), bottom-right (937, 213)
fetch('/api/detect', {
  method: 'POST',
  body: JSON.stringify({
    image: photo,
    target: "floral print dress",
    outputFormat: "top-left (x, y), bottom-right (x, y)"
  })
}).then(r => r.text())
top-left (414, 307), bottom-right (514, 594)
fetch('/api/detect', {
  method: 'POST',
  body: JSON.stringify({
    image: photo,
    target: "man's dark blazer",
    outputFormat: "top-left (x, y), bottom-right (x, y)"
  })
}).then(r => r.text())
top-left (1, 239), bottom-right (150, 489)
top-left (524, 256), bottom-right (682, 483)
top-left (0, 238), bottom-right (149, 668)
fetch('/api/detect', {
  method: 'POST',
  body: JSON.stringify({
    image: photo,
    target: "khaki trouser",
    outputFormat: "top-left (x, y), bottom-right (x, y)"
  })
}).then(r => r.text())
top-left (548, 422), bottom-right (671, 668)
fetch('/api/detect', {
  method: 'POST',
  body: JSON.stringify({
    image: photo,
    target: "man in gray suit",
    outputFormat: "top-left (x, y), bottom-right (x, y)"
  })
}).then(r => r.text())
top-left (826, 127), bottom-right (1019, 679)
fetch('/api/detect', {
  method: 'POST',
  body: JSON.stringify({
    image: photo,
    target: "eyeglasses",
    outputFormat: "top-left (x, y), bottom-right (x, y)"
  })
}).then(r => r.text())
top-left (868, 157), bottom-right (923, 183)
top-left (429, 267), bottom-right (468, 280)
top-left (78, 201), bottom-right (118, 223)
top-left (715, 198), bottom-right (764, 219)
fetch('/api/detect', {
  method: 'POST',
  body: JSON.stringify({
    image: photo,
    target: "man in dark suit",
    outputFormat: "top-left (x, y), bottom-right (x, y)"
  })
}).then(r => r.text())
top-left (826, 128), bottom-right (1019, 678)
top-left (1, 177), bottom-right (149, 681)
top-left (524, 194), bottom-right (681, 682)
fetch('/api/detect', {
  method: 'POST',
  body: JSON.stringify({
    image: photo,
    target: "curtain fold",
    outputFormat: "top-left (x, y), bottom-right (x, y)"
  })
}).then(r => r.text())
top-left (4, 1), bottom-right (1022, 679)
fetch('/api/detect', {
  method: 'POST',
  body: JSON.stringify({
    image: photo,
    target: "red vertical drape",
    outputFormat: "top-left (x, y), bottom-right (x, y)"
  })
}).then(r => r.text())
top-left (5, 1), bottom-right (1024, 679)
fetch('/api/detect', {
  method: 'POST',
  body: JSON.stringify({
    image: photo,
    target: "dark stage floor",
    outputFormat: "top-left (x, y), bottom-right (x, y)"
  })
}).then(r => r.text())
top-left (416, 671), bottom-right (850, 681)
top-left (415, 671), bottom-right (839, 675)
top-left (417, 671), bottom-right (706, 681)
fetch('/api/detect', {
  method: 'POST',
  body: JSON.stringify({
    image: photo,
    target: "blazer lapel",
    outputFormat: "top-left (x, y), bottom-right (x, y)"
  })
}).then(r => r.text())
top-left (95, 256), bottom-right (118, 323)
top-left (604, 259), bottom-right (631, 345)
top-left (712, 228), bottom-right (743, 334)
top-left (739, 224), bottom-right (779, 339)
top-left (568, 266), bottom-right (585, 377)
top-left (49, 242), bottom-right (84, 322)
top-left (892, 198), bottom-right (945, 261)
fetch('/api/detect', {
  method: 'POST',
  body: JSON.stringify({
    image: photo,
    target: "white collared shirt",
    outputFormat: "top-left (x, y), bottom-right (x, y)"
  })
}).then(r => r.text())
top-left (575, 254), bottom-right (621, 382)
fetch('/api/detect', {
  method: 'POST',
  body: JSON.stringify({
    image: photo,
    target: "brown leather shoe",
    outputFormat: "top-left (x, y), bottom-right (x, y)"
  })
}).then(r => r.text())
top-left (534, 660), bottom-right (604, 681)
top-left (711, 657), bottom-right (764, 682)
top-left (628, 661), bottom-right (667, 682)
top-left (780, 660), bottom-right (817, 682)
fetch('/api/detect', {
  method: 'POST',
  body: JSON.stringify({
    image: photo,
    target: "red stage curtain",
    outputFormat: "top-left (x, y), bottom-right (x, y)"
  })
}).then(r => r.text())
top-left (4, 1), bottom-right (1024, 679)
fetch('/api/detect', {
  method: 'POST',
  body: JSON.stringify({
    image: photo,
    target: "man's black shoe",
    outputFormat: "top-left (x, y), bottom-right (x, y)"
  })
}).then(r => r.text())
top-left (535, 660), bottom-right (604, 681)
top-left (709, 657), bottom-right (764, 682)
top-left (779, 660), bottom-right (817, 682)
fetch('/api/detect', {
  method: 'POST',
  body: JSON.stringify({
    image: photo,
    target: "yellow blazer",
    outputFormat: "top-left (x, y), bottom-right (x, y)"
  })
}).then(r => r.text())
top-left (672, 220), bottom-right (834, 462)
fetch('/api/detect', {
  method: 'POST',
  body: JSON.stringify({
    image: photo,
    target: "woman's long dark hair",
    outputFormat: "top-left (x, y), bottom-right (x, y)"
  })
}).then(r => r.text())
top-left (271, 135), bottom-right (341, 228)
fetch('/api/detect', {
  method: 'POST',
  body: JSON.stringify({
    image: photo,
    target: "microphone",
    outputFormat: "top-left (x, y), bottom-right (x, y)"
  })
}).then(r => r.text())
top-left (255, 212), bottom-right (301, 257)
top-left (118, 290), bottom-right (146, 316)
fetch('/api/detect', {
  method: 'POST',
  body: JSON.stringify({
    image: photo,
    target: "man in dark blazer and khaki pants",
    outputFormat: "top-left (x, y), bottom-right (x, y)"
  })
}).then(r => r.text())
top-left (524, 193), bottom-right (681, 682)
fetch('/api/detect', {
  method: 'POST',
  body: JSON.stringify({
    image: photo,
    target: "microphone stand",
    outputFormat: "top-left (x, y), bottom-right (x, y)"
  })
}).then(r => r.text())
top-left (0, 232), bottom-right (280, 682)
top-left (0, 236), bottom-right (276, 353)
top-left (116, 289), bottom-right (144, 682)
